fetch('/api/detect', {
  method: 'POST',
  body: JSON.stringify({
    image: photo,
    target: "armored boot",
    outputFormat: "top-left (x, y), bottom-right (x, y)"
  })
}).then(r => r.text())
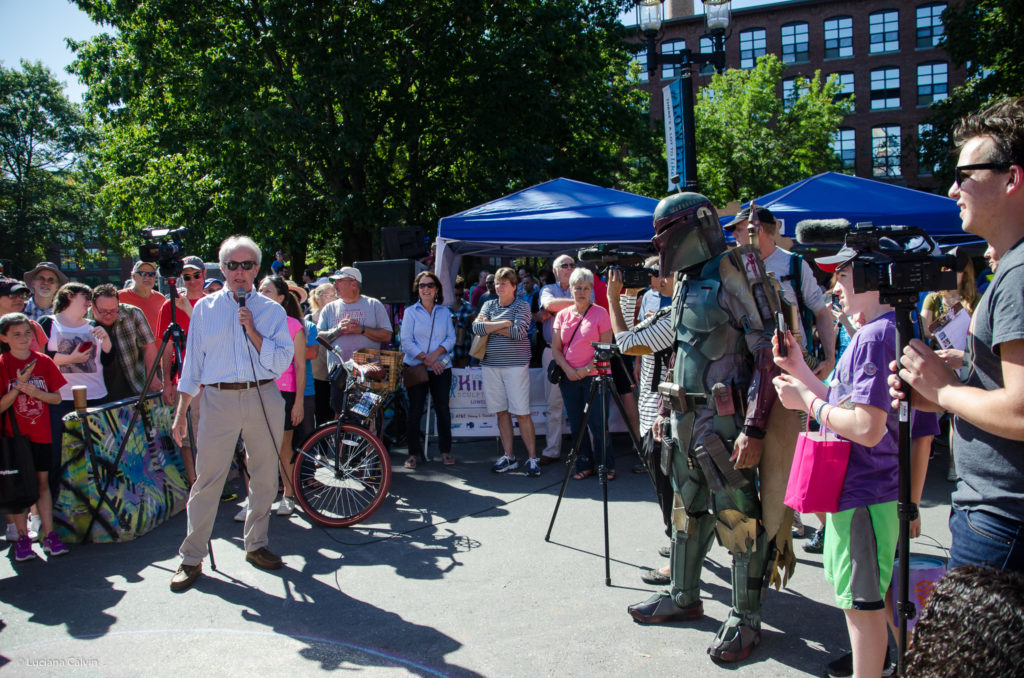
top-left (708, 516), bottom-right (769, 662)
top-left (629, 511), bottom-right (715, 624)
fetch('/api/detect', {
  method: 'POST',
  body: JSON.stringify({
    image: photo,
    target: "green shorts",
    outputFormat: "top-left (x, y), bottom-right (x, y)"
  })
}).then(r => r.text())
top-left (823, 501), bottom-right (898, 610)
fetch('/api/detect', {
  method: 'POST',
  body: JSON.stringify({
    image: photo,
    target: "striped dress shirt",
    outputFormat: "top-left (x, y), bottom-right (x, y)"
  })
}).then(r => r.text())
top-left (177, 288), bottom-right (294, 397)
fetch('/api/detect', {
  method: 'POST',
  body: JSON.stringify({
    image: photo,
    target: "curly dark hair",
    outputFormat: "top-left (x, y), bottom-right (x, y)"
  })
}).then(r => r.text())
top-left (953, 96), bottom-right (1024, 167)
top-left (412, 271), bottom-right (443, 305)
top-left (903, 565), bottom-right (1024, 678)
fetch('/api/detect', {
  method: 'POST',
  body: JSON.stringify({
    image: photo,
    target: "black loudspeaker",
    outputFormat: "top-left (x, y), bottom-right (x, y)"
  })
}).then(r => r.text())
top-left (354, 259), bottom-right (416, 304)
top-left (381, 226), bottom-right (427, 260)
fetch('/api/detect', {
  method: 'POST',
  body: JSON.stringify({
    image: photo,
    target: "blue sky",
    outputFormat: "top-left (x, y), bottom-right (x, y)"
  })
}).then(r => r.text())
top-left (0, 0), bottom-right (786, 103)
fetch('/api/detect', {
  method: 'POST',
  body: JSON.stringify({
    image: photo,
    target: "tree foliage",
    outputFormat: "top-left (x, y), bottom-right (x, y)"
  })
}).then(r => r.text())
top-left (0, 61), bottom-right (97, 275)
top-left (920, 0), bottom-right (1024, 185)
top-left (69, 0), bottom-right (661, 271)
top-left (694, 54), bottom-right (852, 207)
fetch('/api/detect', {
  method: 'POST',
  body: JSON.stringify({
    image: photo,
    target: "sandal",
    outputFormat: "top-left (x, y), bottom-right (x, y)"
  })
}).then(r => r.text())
top-left (572, 469), bottom-right (595, 481)
top-left (441, 453), bottom-right (456, 466)
top-left (404, 456), bottom-right (418, 469)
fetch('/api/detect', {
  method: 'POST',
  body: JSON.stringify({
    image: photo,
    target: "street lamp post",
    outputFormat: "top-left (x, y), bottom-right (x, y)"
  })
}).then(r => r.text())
top-left (637, 0), bottom-right (731, 191)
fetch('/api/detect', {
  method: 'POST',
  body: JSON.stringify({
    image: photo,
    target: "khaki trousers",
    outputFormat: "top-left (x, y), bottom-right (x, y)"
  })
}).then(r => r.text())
top-left (179, 382), bottom-right (284, 565)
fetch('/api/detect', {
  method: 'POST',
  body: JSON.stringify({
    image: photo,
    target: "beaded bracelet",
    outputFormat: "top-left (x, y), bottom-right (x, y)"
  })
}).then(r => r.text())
top-left (814, 399), bottom-right (829, 423)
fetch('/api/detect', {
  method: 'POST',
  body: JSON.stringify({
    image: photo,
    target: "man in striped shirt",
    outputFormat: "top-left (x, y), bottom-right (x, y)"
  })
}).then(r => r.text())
top-left (168, 235), bottom-right (294, 592)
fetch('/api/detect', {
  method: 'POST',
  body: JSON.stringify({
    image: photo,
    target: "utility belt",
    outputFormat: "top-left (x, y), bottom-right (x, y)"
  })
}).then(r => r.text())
top-left (658, 382), bottom-right (736, 417)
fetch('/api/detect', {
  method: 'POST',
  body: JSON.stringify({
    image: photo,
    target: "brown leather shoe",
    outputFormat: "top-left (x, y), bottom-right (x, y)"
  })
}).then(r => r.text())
top-left (170, 563), bottom-right (202, 592)
top-left (538, 456), bottom-right (560, 466)
top-left (245, 547), bottom-right (283, 571)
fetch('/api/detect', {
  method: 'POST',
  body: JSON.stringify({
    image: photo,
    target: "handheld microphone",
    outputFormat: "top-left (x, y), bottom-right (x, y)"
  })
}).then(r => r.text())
top-left (236, 288), bottom-right (246, 307)
top-left (794, 218), bottom-right (852, 245)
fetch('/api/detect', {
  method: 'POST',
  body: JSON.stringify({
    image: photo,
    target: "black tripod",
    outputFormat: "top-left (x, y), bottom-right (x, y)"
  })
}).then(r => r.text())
top-left (82, 276), bottom-right (212, 565)
top-left (545, 342), bottom-right (646, 586)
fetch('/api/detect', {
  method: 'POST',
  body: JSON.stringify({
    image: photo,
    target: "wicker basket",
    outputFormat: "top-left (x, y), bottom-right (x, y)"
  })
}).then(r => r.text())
top-left (351, 348), bottom-right (404, 392)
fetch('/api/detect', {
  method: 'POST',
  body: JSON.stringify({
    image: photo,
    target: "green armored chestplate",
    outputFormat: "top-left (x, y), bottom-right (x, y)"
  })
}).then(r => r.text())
top-left (673, 276), bottom-right (737, 396)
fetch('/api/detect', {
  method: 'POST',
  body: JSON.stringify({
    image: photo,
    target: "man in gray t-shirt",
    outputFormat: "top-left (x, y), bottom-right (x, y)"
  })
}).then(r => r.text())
top-left (896, 97), bottom-right (1024, 573)
top-left (317, 267), bottom-right (393, 413)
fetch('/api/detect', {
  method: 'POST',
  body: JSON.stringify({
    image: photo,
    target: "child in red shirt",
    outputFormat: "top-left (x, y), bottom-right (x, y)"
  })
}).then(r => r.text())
top-left (1, 312), bottom-right (69, 561)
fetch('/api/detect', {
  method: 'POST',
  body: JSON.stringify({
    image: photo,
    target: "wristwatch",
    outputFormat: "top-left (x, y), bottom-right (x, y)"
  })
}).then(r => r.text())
top-left (741, 424), bottom-right (766, 439)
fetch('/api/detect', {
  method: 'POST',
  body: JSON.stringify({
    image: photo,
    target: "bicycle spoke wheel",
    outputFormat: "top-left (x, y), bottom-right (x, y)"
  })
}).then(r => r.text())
top-left (292, 422), bottom-right (392, 527)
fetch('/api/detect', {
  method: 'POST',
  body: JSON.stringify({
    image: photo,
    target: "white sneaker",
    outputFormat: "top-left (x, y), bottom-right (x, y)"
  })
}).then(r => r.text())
top-left (233, 502), bottom-right (248, 523)
top-left (276, 497), bottom-right (295, 516)
top-left (5, 522), bottom-right (37, 541)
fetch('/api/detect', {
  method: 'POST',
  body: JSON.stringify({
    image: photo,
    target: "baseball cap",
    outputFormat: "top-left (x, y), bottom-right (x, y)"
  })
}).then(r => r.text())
top-left (0, 277), bottom-right (30, 296)
top-left (132, 260), bottom-right (158, 274)
top-left (329, 266), bottom-right (362, 284)
top-left (723, 206), bottom-right (776, 232)
top-left (181, 255), bottom-right (205, 271)
top-left (203, 278), bottom-right (223, 290)
top-left (23, 261), bottom-right (68, 288)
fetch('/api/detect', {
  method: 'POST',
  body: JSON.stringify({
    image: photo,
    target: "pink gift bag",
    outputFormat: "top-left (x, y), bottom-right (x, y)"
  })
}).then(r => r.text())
top-left (784, 409), bottom-right (851, 514)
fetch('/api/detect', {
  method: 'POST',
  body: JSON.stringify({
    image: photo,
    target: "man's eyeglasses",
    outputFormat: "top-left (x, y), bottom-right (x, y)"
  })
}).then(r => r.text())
top-left (225, 260), bottom-right (257, 271)
top-left (5, 291), bottom-right (29, 300)
top-left (558, 263), bottom-right (575, 270)
top-left (181, 273), bottom-right (202, 281)
top-left (955, 162), bottom-right (1013, 187)
top-left (93, 306), bottom-right (119, 316)
top-left (135, 270), bottom-right (157, 278)
top-left (418, 282), bottom-right (436, 289)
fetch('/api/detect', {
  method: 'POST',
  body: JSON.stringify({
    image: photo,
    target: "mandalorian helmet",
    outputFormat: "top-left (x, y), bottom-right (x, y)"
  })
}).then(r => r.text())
top-left (651, 192), bottom-right (726, 276)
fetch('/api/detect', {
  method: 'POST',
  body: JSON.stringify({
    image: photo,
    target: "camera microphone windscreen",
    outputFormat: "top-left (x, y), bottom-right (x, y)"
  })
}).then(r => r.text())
top-left (794, 218), bottom-right (852, 245)
top-left (236, 289), bottom-right (246, 307)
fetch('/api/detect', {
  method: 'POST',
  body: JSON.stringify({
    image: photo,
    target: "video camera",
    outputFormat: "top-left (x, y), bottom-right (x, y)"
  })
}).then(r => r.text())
top-left (138, 227), bottom-right (188, 278)
top-left (590, 341), bottom-right (621, 362)
top-left (577, 244), bottom-right (657, 289)
top-left (796, 221), bottom-right (959, 306)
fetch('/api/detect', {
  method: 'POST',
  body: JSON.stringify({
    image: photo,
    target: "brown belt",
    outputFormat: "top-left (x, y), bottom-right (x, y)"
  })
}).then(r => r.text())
top-left (209, 379), bottom-right (274, 390)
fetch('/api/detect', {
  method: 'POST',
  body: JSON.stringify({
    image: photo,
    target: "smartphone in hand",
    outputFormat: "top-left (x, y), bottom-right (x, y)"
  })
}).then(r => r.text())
top-left (19, 358), bottom-right (38, 377)
top-left (78, 340), bottom-right (94, 352)
top-left (775, 311), bottom-right (788, 357)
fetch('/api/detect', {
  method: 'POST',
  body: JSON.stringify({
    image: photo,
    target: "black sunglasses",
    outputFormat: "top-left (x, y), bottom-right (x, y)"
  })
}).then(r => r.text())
top-left (954, 162), bottom-right (1012, 187)
top-left (135, 270), bottom-right (157, 278)
top-left (225, 260), bottom-right (257, 271)
top-left (418, 282), bottom-right (436, 289)
top-left (181, 273), bottom-right (202, 281)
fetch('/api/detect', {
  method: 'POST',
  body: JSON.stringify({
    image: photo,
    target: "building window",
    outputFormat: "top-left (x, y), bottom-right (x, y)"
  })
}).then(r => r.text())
top-left (916, 3), bottom-right (946, 48)
top-left (870, 67), bottom-right (900, 110)
top-left (739, 28), bottom-right (766, 69)
top-left (869, 10), bottom-right (899, 54)
top-left (833, 72), bottom-right (855, 101)
top-left (782, 78), bottom-right (809, 111)
top-left (631, 50), bottom-right (648, 83)
top-left (781, 22), bottom-right (809, 65)
top-left (831, 128), bottom-right (856, 169)
top-left (917, 62), bottom-right (948, 105)
top-left (917, 123), bottom-right (939, 175)
top-left (872, 125), bottom-right (902, 177)
top-left (661, 40), bottom-right (686, 79)
top-left (824, 16), bottom-right (853, 59)
top-left (699, 37), bottom-right (715, 76)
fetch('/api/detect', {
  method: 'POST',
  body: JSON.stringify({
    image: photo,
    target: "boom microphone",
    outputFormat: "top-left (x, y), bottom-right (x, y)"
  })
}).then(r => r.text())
top-left (794, 218), bottom-right (852, 245)
top-left (236, 288), bottom-right (246, 307)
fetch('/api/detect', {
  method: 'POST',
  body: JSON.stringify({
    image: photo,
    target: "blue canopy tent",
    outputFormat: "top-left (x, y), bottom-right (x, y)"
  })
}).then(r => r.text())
top-left (434, 178), bottom-right (659, 293)
top-left (744, 171), bottom-right (972, 246)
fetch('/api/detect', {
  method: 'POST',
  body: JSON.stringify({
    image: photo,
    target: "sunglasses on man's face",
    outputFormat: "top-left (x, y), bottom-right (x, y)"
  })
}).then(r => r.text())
top-left (559, 263), bottom-right (575, 270)
top-left (225, 260), bottom-right (257, 271)
top-left (181, 273), bottom-right (202, 281)
top-left (954, 162), bottom-right (1013, 187)
top-left (135, 270), bottom-right (157, 278)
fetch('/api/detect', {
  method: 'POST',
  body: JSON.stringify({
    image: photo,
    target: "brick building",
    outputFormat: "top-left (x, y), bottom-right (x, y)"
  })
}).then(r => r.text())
top-left (631, 0), bottom-right (964, 192)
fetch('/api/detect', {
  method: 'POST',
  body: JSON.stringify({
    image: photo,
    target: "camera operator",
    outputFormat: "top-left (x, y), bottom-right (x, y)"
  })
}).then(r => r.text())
top-left (729, 206), bottom-right (836, 379)
top-left (892, 97), bottom-right (1024, 573)
top-left (606, 260), bottom-right (675, 585)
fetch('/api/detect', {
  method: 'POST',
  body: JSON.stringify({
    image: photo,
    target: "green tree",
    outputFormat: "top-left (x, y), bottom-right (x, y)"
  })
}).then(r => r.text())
top-left (920, 0), bottom-right (1024, 186)
top-left (0, 61), bottom-right (96, 275)
top-left (69, 0), bottom-right (661, 273)
top-left (694, 54), bottom-right (852, 207)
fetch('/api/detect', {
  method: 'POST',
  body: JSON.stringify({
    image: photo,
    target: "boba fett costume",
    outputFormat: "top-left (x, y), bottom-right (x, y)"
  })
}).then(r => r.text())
top-left (627, 193), bottom-right (798, 662)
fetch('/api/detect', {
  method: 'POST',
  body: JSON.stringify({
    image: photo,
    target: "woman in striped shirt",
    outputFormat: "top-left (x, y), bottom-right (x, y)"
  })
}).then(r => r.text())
top-left (472, 267), bottom-right (540, 476)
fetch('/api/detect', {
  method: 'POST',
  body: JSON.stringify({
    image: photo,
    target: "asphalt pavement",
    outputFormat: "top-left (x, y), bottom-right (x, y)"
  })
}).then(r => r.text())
top-left (0, 434), bottom-right (955, 677)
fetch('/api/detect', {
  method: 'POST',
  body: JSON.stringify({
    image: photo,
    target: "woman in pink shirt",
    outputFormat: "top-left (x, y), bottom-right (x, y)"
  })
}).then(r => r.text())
top-left (550, 267), bottom-right (614, 480)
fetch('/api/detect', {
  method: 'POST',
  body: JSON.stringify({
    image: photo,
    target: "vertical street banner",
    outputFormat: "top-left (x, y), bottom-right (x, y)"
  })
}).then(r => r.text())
top-left (663, 78), bottom-right (686, 192)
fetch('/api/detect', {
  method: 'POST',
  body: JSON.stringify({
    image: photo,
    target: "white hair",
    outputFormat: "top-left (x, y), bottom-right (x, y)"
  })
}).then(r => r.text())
top-left (219, 235), bottom-right (262, 267)
top-left (569, 267), bottom-right (594, 287)
top-left (552, 254), bottom-right (574, 271)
